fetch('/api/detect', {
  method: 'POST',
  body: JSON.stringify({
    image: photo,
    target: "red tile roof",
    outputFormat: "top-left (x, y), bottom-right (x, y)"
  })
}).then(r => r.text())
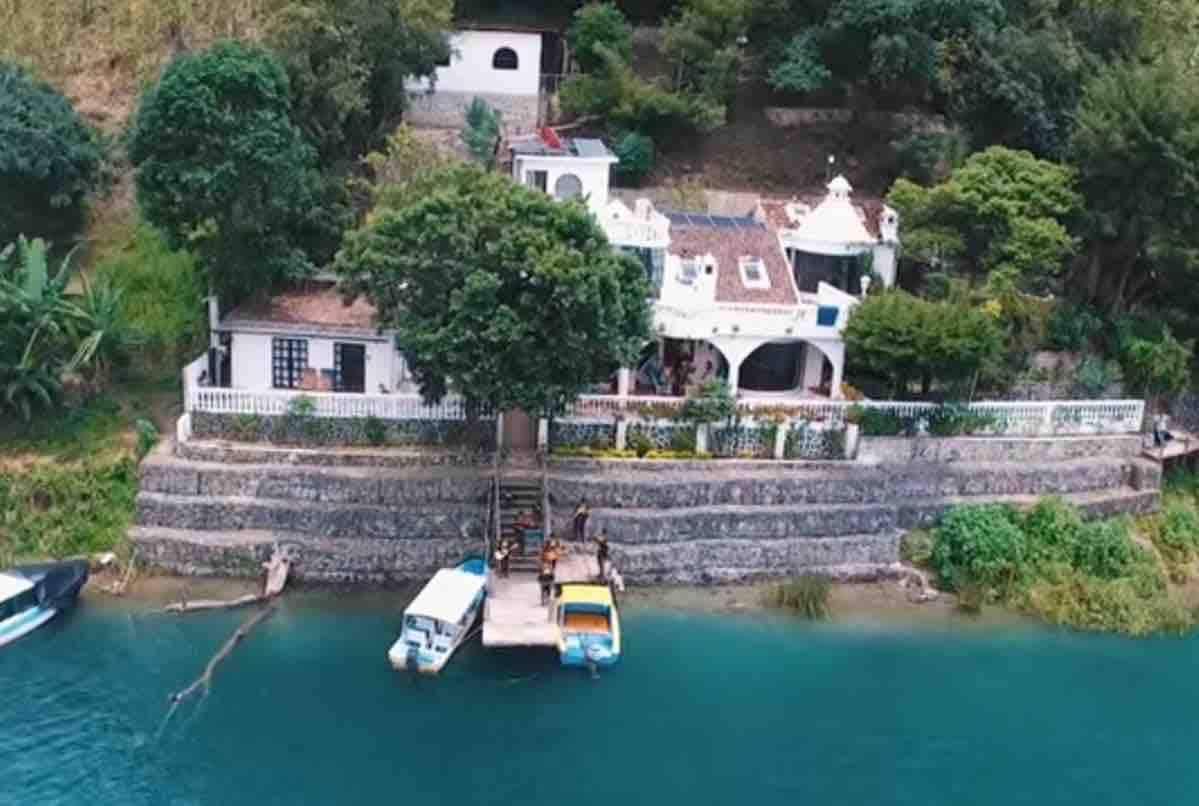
top-left (668, 222), bottom-right (798, 305)
top-left (224, 284), bottom-right (379, 330)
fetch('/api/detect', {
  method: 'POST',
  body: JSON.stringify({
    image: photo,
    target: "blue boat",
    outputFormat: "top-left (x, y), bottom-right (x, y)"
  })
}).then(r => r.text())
top-left (0, 560), bottom-right (89, 648)
top-left (388, 557), bottom-right (486, 674)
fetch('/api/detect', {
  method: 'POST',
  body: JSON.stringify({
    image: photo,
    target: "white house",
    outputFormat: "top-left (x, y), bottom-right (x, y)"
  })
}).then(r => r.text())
top-left (405, 28), bottom-right (545, 130)
top-left (508, 131), bottom-right (618, 219)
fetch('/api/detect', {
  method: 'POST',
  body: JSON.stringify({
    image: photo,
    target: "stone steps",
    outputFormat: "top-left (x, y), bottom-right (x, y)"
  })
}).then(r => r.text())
top-left (550, 458), bottom-right (1157, 510)
top-left (589, 487), bottom-right (1159, 544)
top-left (135, 492), bottom-right (482, 540)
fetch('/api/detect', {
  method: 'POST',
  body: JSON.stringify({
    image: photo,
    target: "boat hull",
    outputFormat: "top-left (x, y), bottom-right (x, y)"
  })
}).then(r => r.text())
top-left (0, 607), bottom-right (59, 648)
top-left (0, 560), bottom-right (88, 648)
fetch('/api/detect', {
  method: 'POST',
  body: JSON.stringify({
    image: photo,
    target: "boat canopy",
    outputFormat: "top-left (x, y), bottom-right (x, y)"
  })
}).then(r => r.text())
top-left (559, 584), bottom-right (613, 609)
top-left (0, 573), bottom-right (34, 602)
top-left (405, 569), bottom-right (486, 624)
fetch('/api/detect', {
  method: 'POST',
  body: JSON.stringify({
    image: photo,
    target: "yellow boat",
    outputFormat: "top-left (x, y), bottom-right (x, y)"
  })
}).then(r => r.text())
top-left (555, 583), bottom-right (621, 668)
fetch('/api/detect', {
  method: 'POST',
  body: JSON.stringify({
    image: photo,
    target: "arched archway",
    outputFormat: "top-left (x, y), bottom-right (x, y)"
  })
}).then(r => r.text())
top-left (739, 341), bottom-right (806, 393)
top-left (492, 47), bottom-right (519, 70)
top-left (554, 173), bottom-right (582, 200)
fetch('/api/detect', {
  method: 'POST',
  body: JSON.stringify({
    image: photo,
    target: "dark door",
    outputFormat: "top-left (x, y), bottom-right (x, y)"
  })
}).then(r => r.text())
top-left (335, 343), bottom-right (366, 393)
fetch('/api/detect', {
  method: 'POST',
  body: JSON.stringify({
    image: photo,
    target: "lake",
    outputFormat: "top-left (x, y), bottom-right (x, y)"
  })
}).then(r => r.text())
top-left (2, 590), bottom-right (1196, 806)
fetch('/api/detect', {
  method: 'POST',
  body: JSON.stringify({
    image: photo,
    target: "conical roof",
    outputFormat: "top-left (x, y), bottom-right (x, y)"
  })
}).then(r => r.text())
top-left (792, 175), bottom-right (873, 253)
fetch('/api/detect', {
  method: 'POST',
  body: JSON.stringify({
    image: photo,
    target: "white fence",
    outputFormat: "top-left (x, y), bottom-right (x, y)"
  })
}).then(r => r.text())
top-left (563, 395), bottom-right (1145, 437)
top-left (185, 383), bottom-right (477, 424)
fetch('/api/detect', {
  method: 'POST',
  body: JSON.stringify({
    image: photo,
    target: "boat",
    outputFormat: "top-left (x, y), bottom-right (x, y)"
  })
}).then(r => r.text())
top-left (388, 557), bottom-right (487, 674)
top-left (555, 583), bottom-right (621, 668)
top-left (0, 560), bottom-right (89, 648)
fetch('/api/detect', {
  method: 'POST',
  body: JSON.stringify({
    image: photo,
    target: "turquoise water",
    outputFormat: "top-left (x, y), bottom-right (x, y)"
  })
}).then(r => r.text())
top-left (3, 593), bottom-right (1198, 806)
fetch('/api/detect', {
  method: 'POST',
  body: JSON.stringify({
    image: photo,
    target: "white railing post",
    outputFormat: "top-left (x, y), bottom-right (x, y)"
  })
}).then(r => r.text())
top-left (1043, 403), bottom-right (1056, 436)
top-left (773, 421), bottom-right (789, 460)
top-left (616, 419), bottom-right (628, 450)
top-left (537, 417), bottom-right (548, 451)
top-left (696, 423), bottom-right (709, 454)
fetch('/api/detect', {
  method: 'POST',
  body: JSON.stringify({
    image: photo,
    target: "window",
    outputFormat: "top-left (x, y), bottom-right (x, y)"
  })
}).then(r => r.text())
top-left (678, 259), bottom-right (701, 286)
top-left (272, 338), bottom-right (308, 389)
top-left (739, 256), bottom-right (771, 290)
top-left (525, 170), bottom-right (547, 192)
top-left (554, 173), bottom-right (583, 201)
top-left (492, 47), bottom-right (518, 70)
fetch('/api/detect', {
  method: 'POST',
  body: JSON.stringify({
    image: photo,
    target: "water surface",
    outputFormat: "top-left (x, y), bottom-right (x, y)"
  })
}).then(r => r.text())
top-left (2, 592), bottom-right (1194, 805)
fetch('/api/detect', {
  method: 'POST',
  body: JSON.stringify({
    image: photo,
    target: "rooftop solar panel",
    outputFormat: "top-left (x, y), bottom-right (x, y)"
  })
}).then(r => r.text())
top-left (573, 138), bottom-right (610, 158)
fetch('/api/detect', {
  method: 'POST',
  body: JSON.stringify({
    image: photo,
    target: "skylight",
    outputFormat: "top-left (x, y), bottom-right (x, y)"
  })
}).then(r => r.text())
top-left (739, 257), bottom-right (771, 290)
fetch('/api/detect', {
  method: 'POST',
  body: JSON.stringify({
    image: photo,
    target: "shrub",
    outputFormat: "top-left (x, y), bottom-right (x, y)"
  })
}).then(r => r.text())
top-left (612, 131), bottom-right (655, 186)
top-left (286, 395), bottom-right (316, 418)
top-left (890, 129), bottom-right (968, 185)
top-left (1073, 355), bottom-right (1115, 397)
top-left (669, 427), bottom-right (697, 453)
top-left (1149, 498), bottom-right (1199, 582)
top-left (1022, 563), bottom-right (1190, 637)
top-left (134, 418), bottom-right (159, 460)
top-left (767, 574), bottom-right (831, 619)
top-left (231, 414), bottom-right (261, 442)
top-left (1021, 497), bottom-right (1084, 567)
top-left (931, 504), bottom-right (1026, 591)
top-left (460, 97), bottom-right (502, 166)
top-left (627, 430), bottom-right (654, 458)
top-left (925, 404), bottom-right (997, 436)
top-left (0, 61), bottom-right (103, 246)
top-left (1072, 516), bottom-right (1141, 579)
top-left (567, 2), bottom-right (633, 73)
top-left (363, 416), bottom-right (387, 446)
top-left (1045, 302), bottom-right (1102, 351)
top-left (679, 379), bottom-right (736, 425)
top-left (900, 529), bottom-right (935, 565)
top-left (1119, 325), bottom-right (1192, 401)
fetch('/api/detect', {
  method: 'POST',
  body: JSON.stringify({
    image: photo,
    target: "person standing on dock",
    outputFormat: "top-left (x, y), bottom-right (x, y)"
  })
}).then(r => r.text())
top-left (495, 538), bottom-right (512, 578)
top-left (572, 499), bottom-right (590, 542)
top-left (593, 533), bottom-right (610, 580)
top-left (538, 562), bottom-right (555, 605)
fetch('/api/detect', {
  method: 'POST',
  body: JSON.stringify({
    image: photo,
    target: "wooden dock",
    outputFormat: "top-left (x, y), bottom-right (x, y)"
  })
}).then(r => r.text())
top-left (482, 551), bottom-right (601, 648)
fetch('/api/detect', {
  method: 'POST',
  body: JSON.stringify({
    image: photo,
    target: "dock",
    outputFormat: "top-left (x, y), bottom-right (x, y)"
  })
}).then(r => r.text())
top-left (1143, 432), bottom-right (1199, 462)
top-left (482, 550), bottom-right (601, 648)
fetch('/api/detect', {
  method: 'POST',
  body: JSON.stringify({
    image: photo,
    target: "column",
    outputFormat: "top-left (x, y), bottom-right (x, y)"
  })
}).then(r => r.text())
top-left (802, 345), bottom-right (824, 393)
top-left (829, 351), bottom-right (845, 399)
top-left (727, 357), bottom-right (742, 396)
top-left (617, 367), bottom-right (632, 398)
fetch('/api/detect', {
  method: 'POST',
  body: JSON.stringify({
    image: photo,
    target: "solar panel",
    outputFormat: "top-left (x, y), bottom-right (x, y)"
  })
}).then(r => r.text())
top-left (663, 211), bottom-right (765, 230)
top-left (573, 138), bottom-right (610, 158)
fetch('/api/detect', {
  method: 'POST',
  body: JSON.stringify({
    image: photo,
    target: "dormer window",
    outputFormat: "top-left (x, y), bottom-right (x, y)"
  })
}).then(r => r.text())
top-left (739, 257), bottom-right (771, 290)
top-left (678, 258), bottom-right (701, 286)
top-left (493, 48), bottom-right (519, 70)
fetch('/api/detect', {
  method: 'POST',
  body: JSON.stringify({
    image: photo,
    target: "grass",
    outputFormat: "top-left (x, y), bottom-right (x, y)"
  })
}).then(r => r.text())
top-left (766, 574), bottom-right (832, 619)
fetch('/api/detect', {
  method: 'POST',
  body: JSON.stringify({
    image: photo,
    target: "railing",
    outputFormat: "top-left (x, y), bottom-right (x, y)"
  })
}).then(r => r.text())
top-left (186, 385), bottom-right (480, 421)
top-left (561, 396), bottom-right (1145, 437)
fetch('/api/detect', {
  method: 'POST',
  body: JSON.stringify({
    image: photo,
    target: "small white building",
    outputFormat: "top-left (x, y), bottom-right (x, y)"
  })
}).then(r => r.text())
top-left (209, 285), bottom-right (406, 395)
top-left (508, 131), bottom-right (618, 219)
top-left (405, 28), bottom-right (546, 131)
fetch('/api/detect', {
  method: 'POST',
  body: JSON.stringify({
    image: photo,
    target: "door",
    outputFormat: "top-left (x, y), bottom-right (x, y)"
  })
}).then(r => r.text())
top-left (335, 343), bottom-right (366, 393)
top-left (503, 409), bottom-right (537, 451)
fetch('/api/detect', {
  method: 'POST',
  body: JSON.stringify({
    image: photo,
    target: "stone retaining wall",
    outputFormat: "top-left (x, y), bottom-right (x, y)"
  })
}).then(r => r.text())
top-left (857, 434), bottom-right (1143, 464)
top-left (405, 90), bottom-right (539, 130)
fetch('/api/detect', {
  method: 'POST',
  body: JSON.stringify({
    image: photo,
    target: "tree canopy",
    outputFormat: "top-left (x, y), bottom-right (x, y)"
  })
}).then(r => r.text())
top-left (887, 146), bottom-right (1081, 295)
top-left (0, 62), bottom-right (103, 248)
top-left (266, 0), bottom-right (451, 166)
top-left (128, 41), bottom-right (321, 301)
top-left (335, 165), bottom-right (652, 416)
top-left (568, 2), bottom-right (633, 73)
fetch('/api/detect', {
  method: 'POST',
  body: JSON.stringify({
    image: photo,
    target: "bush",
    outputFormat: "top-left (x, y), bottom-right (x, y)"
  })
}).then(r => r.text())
top-left (1072, 517), bottom-right (1141, 579)
top-left (1021, 496), bottom-right (1084, 567)
top-left (612, 131), bottom-right (655, 186)
top-left (890, 129), bottom-right (968, 185)
top-left (669, 427), bottom-right (697, 453)
top-left (1119, 325), bottom-right (1192, 401)
top-left (1045, 302), bottom-right (1102, 351)
top-left (286, 395), bottom-right (317, 418)
top-left (1149, 498), bottom-right (1199, 582)
top-left (363, 416), bottom-right (387, 446)
top-left (1022, 563), bottom-right (1190, 637)
top-left (900, 529), bottom-right (935, 565)
top-left (568, 2), bottom-right (633, 73)
top-left (134, 418), bottom-right (159, 460)
top-left (0, 61), bottom-right (103, 246)
top-left (627, 430), bottom-right (654, 458)
top-left (460, 97), bottom-right (502, 166)
top-left (1073, 355), bottom-right (1115, 397)
top-left (767, 574), bottom-right (831, 619)
top-left (679, 379), bottom-right (736, 425)
top-left (931, 504), bottom-right (1026, 591)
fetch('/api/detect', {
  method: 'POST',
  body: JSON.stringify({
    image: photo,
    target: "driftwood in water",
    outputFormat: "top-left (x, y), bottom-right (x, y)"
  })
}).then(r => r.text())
top-left (99, 550), bottom-right (138, 596)
top-left (163, 547), bottom-right (291, 614)
top-left (164, 603), bottom-right (276, 720)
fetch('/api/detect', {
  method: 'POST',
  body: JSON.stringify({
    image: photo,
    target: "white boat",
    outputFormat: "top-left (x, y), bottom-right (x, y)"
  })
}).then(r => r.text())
top-left (388, 558), bottom-right (486, 674)
top-left (0, 560), bottom-right (89, 648)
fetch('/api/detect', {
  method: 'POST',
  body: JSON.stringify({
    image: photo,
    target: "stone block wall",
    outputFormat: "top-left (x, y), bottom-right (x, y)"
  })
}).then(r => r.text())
top-left (405, 90), bottom-right (539, 130)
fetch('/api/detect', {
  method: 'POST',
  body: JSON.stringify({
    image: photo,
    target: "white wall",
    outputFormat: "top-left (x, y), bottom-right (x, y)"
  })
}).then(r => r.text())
top-left (871, 243), bottom-right (897, 287)
top-left (407, 30), bottom-right (541, 96)
top-left (229, 332), bottom-right (397, 393)
top-left (513, 155), bottom-right (614, 218)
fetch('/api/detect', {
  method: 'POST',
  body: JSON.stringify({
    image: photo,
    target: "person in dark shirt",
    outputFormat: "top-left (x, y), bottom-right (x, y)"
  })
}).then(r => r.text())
top-left (592, 533), bottom-right (610, 580)
top-left (572, 499), bottom-right (590, 542)
top-left (538, 562), bottom-right (555, 605)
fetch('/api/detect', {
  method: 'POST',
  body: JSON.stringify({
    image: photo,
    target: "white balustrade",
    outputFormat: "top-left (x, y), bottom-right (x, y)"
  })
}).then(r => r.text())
top-left (187, 384), bottom-right (477, 421)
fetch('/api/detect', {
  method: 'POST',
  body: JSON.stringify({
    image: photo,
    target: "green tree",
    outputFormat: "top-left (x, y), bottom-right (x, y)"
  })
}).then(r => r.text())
top-left (611, 131), bottom-right (655, 186)
top-left (568, 2), bottom-right (633, 73)
top-left (128, 41), bottom-right (321, 302)
top-left (266, 0), bottom-right (451, 165)
top-left (336, 165), bottom-right (652, 416)
top-left (460, 97), bottom-right (502, 166)
top-left (1069, 59), bottom-right (1199, 314)
top-left (0, 62), bottom-right (103, 247)
top-left (887, 146), bottom-right (1081, 294)
top-left (844, 289), bottom-right (1004, 397)
top-left (661, 0), bottom-right (749, 104)
top-left (1119, 325), bottom-right (1192, 403)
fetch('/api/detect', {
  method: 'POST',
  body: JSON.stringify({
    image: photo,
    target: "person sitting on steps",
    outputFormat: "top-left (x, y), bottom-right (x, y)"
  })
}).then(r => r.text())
top-left (572, 499), bottom-right (590, 542)
top-left (592, 533), bottom-right (610, 580)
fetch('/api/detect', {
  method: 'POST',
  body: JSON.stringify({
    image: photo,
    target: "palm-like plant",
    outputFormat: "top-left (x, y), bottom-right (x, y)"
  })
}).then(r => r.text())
top-left (0, 236), bottom-right (84, 420)
top-left (69, 273), bottom-right (140, 388)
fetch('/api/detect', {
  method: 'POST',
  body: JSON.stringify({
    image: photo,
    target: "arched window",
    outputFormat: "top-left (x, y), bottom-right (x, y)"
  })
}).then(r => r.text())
top-left (492, 47), bottom-right (519, 70)
top-left (554, 174), bottom-right (583, 200)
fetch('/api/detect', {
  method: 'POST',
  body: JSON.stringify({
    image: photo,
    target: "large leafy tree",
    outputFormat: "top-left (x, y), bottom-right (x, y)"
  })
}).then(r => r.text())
top-left (336, 165), bottom-right (652, 416)
top-left (266, 0), bottom-right (451, 166)
top-left (568, 2), bottom-right (634, 73)
top-left (0, 62), bottom-right (103, 248)
top-left (1069, 58), bottom-right (1199, 314)
top-left (887, 146), bottom-right (1081, 294)
top-left (128, 41), bottom-right (320, 302)
top-left (844, 289), bottom-right (1004, 398)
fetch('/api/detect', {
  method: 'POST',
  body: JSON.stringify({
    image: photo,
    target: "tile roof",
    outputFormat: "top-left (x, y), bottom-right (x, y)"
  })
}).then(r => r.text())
top-left (667, 218), bottom-right (798, 305)
top-left (223, 284), bottom-right (379, 331)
